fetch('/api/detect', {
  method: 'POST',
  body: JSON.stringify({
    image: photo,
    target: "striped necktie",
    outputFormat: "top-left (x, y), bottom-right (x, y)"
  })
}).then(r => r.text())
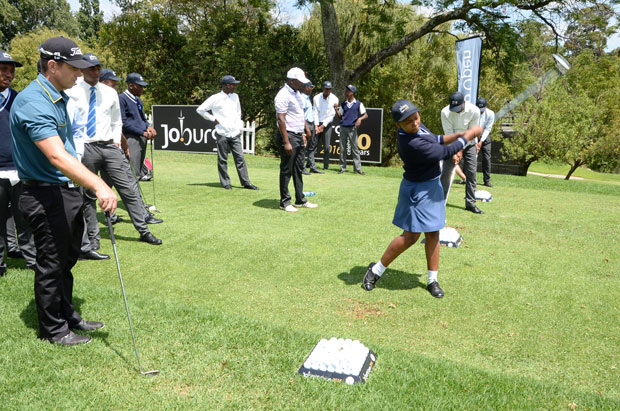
top-left (0, 94), bottom-right (4, 105)
top-left (87, 86), bottom-right (96, 138)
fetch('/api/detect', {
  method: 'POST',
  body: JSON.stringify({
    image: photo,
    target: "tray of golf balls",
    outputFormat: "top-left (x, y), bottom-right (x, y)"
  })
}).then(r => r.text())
top-left (298, 338), bottom-right (377, 384)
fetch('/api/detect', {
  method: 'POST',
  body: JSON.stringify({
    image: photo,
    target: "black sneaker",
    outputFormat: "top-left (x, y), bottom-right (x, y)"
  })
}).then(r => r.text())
top-left (426, 281), bottom-right (444, 298)
top-left (362, 263), bottom-right (380, 291)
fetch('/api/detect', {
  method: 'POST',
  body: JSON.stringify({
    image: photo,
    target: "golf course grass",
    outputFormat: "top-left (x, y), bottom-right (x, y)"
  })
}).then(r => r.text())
top-left (1, 151), bottom-right (618, 409)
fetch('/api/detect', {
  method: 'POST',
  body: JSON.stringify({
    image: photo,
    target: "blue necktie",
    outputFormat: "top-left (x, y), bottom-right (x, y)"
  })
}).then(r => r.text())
top-left (87, 86), bottom-right (96, 138)
top-left (0, 94), bottom-right (4, 105)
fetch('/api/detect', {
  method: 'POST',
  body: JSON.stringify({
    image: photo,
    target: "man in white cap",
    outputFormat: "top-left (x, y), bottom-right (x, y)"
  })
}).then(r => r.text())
top-left (273, 68), bottom-right (318, 212)
top-left (196, 75), bottom-right (258, 190)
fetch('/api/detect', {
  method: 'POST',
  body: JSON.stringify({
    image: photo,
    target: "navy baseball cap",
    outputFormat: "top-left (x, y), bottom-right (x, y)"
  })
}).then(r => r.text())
top-left (221, 75), bottom-right (240, 84)
top-left (39, 36), bottom-right (93, 69)
top-left (346, 84), bottom-right (357, 94)
top-left (449, 92), bottom-right (465, 112)
top-left (304, 81), bottom-right (314, 88)
top-left (100, 68), bottom-right (122, 82)
top-left (476, 97), bottom-right (487, 108)
top-left (126, 72), bottom-right (148, 86)
top-left (0, 50), bottom-right (23, 67)
top-left (322, 81), bottom-right (333, 89)
top-left (392, 99), bottom-right (419, 122)
top-left (82, 53), bottom-right (101, 66)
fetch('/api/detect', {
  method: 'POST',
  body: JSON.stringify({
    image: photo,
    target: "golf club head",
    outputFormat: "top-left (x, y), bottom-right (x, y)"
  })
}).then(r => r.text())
top-left (141, 370), bottom-right (160, 376)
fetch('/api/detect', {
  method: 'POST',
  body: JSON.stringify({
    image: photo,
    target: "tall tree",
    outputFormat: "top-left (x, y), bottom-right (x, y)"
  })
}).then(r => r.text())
top-left (77, 0), bottom-right (105, 46)
top-left (0, 0), bottom-right (78, 48)
top-left (564, 4), bottom-right (618, 56)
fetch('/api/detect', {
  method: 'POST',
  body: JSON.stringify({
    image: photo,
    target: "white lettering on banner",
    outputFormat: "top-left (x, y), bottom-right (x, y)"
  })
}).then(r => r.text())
top-left (161, 110), bottom-right (215, 149)
top-left (460, 50), bottom-right (473, 102)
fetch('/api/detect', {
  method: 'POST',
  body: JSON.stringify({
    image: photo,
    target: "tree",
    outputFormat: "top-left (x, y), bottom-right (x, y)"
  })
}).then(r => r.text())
top-left (77, 0), bottom-right (105, 46)
top-left (0, 0), bottom-right (78, 48)
top-left (296, 0), bottom-right (610, 96)
top-left (564, 4), bottom-right (618, 56)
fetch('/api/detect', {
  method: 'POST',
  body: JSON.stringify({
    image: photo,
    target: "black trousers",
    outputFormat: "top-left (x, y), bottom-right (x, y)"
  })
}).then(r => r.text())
top-left (127, 134), bottom-right (147, 179)
top-left (480, 139), bottom-right (492, 184)
top-left (304, 121), bottom-right (316, 169)
top-left (19, 185), bottom-right (84, 340)
top-left (0, 179), bottom-right (36, 270)
top-left (315, 123), bottom-right (334, 169)
top-left (276, 130), bottom-right (306, 207)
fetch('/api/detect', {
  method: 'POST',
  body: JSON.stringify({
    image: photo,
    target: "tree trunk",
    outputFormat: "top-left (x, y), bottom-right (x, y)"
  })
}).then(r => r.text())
top-left (319, 1), bottom-right (347, 96)
top-left (565, 161), bottom-right (582, 180)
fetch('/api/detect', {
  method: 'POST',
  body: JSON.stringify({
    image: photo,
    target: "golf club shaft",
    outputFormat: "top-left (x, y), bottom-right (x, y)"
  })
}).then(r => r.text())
top-left (105, 212), bottom-right (145, 374)
top-left (444, 162), bottom-right (458, 207)
top-left (150, 140), bottom-right (157, 209)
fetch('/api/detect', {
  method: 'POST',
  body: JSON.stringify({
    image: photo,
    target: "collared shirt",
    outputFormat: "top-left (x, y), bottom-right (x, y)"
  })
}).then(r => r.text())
top-left (0, 88), bottom-right (8, 104)
top-left (10, 73), bottom-right (76, 183)
top-left (66, 98), bottom-right (85, 158)
top-left (274, 83), bottom-right (305, 133)
top-left (66, 78), bottom-right (122, 144)
top-left (440, 101), bottom-right (480, 147)
top-left (196, 91), bottom-right (243, 138)
top-left (118, 89), bottom-right (150, 137)
top-left (478, 108), bottom-right (495, 143)
top-left (337, 98), bottom-right (366, 116)
top-left (313, 92), bottom-right (339, 127)
top-left (303, 93), bottom-right (314, 123)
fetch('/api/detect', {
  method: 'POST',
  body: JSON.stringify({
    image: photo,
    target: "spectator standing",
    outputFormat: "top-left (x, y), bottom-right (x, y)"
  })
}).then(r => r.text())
top-left (334, 85), bottom-right (368, 175)
top-left (476, 97), bottom-right (495, 187)
top-left (311, 81), bottom-right (338, 172)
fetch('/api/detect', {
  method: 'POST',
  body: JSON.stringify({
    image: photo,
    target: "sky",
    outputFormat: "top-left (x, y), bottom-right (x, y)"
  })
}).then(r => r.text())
top-left (67, 0), bottom-right (619, 51)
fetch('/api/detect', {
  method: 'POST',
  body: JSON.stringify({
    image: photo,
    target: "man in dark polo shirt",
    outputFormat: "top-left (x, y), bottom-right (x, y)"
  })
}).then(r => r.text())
top-left (0, 50), bottom-right (36, 275)
top-left (10, 36), bottom-right (118, 346)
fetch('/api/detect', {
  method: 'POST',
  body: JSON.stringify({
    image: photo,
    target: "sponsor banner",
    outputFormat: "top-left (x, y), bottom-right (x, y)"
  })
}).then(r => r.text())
top-left (152, 105), bottom-right (383, 164)
top-left (315, 108), bottom-right (383, 164)
top-left (456, 36), bottom-right (482, 104)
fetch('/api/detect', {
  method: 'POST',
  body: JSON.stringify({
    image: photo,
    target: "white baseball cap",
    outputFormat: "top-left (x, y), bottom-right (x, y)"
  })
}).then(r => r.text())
top-left (286, 67), bottom-right (310, 84)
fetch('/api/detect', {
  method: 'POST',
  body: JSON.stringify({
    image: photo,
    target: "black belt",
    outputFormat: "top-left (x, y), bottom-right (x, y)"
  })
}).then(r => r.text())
top-left (90, 140), bottom-right (114, 145)
top-left (24, 180), bottom-right (79, 189)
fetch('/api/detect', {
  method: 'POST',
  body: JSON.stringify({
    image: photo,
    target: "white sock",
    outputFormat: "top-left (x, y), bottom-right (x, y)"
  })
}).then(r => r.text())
top-left (372, 262), bottom-right (387, 276)
top-left (428, 270), bottom-right (438, 284)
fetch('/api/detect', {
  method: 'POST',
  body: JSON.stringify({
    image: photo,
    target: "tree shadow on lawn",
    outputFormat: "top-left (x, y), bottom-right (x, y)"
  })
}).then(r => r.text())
top-left (338, 266), bottom-right (425, 291)
top-left (252, 199), bottom-right (280, 210)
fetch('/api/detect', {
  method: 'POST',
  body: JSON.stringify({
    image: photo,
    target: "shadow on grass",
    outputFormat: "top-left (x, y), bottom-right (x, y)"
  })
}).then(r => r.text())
top-left (187, 182), bottom-right (226, 189)
top-left (252, 199), bottom-right (280, 210)
top-left (338, 266), bottom-right (425, 290)
top-left (20, 297), bottom-right (87, 332)
top-left (446, 203), bottom-right (466, 210)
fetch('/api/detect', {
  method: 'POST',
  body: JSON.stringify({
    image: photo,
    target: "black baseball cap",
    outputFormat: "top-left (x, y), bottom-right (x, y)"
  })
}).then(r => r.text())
top-left (221, 75), bottom-right (240, 84)
top-left (304, 81), bottom-right (314, 88)
top-left (126, 72), bottom-right (148, 86)
top-left (392, 99), bottom-right (419, 122)
top-left (322, 81), bottom-right (333, 89)
top-left (0, 50), bottom-right (23, 67)
top-left (100, 68), bottom-right (122, 82)
top-left (449, 92), bottom-right (465, 112)
top-left (38, 37), bottom-right (93, 69)
top-left (346, 84), bottom-right (357, 94)
top-left (476, 97), bottom-right (487, 108)
top-left (82, 53), bottom-right (101, 66)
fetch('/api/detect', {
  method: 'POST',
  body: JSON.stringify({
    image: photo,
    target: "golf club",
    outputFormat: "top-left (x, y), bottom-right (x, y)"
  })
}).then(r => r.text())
top-left (149, 140), bottom-right (159, 212)
top-left (105, 211), bottom-right (159, 377)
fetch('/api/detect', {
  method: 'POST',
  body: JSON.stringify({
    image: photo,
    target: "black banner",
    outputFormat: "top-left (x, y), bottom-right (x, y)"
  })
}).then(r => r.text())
top-left (152, 105), bottom-right (383, 163)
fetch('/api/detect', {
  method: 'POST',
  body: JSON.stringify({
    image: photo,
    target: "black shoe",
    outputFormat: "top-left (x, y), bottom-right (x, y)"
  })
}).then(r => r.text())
top-left (354, 170), bottom-right (365, 175)
top-left (310, 168), bottom-right (324, 174)
top-left (49, 331), bottom-right (91, 346)
top-left (427, 281), bottom-right (444, 298)
top-left (484, 182), bottom-right (493, 187)
top-left (456, 180), bottom-right (466, 185)
top-left (0, 268), bottom-right (5, 277)
top-left (338, 169), bottom-right (346, 174)
top-left (362, 263), bottom-right (381, 291)
top-left (7, 250), bottom-right (24, 259)
top-left (243, 184), bottom-right (259, 190)
top-left (72, 319), bottom-right (105, 332)
top-left (139, 174), bottom-right (152, 181)
top-left (301, 169), bottom-right (311, 175)
top-left (224, 185), bottom-right (232, 190)
top-left (145, 215), bottom-right (163, 224)
top-left (140, 232), bottom-right (162, 245)
top-left (90, 239), bottom-right (100, 251)
top-left (79, 250), bottom-right (110, 260)
top-left (465, 205), bottom-right (484, 214)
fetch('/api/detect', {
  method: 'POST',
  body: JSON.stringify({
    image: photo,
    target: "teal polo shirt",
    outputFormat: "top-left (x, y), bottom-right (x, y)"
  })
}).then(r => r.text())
top-left (10, 74), bottom-right (78, 183)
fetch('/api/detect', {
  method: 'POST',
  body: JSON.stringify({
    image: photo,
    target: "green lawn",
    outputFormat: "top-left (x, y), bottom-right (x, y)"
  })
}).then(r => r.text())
top-left (1, 152), bottom-right (619, 410)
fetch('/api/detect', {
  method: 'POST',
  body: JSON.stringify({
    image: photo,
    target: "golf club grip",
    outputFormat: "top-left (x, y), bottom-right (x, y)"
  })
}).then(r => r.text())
top-left (105, 212), bottom-right (117, 245)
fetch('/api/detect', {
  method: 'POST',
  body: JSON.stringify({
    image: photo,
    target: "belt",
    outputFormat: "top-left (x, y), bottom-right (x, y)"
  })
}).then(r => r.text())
top-left (90, 140), bottom-right (114, 145)
top-left (24, 180), bottom-right (79, 189)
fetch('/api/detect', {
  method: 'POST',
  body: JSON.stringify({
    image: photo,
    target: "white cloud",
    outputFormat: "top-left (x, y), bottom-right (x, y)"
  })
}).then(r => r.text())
top-left (67, 0), bottom-right (120, 21)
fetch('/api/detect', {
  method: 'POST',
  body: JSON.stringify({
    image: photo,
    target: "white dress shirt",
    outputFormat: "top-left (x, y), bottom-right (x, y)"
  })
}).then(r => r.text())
top-left (66, 78), bottom-right (123, 144)
top-left (66, 98), bottom-right (85, 159)
top-left (313, 92), bottom-right (339, 127)
top-left (196, 91), bottom-right (243, 138)
top-left (441, 101), bottom-right (480, 147)
top-left (478, 108), bottom-right (495, 143)
top-left (274, 83), bottom-right (305, 133)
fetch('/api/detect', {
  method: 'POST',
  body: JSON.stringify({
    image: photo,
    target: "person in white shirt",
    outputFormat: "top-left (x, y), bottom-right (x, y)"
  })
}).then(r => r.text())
top-left (274, 67), bottom-right (318, 213)
top-left (476, 97), bottom-right (495, 187)
top-left (311, 81), bottom-right (338, 172)
top-left (196, 75), bottom-right (258, 190)
top-left (66, 53), bottom-right (162, 249)
top-left (439, 92), bottom-right (482, 214)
